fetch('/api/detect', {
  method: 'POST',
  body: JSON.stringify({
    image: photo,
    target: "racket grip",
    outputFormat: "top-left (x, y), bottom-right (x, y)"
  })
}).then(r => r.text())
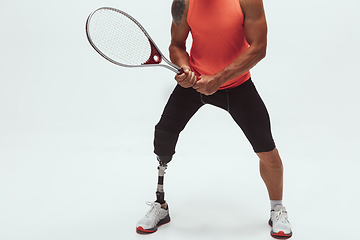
top-left (177, 68), bottom-right (184, 75)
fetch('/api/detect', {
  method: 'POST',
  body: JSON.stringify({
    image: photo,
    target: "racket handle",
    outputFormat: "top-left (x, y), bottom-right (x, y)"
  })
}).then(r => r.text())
top-left (177, 68), bottom-right (184, 75)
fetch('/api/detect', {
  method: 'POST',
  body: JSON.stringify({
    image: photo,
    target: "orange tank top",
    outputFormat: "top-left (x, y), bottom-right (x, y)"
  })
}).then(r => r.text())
top-left (187, 0), bottom-right (251, 90)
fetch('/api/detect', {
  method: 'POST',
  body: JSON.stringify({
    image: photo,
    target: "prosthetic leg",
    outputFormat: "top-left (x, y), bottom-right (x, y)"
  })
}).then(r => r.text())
top-left (155, 155), bottom-right (172, 204)
top-left (153, 127), bottom-right (178, 204)
top-left (136, 155), bottom-right (172, 234)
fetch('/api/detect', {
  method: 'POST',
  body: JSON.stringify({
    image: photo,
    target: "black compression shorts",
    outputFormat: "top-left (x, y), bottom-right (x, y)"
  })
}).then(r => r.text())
top-left (154, 78), bottom-right (276, 155)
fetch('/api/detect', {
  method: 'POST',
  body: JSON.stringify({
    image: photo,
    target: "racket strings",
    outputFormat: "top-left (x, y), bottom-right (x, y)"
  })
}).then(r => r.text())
top-left (88, 9), bottom-right (152, 66)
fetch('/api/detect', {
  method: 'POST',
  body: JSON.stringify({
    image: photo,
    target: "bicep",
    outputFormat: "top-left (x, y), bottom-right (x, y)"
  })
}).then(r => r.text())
top-left (170, 22), bottom-right (190, 49)
top-left (241, 0), bottom-right (267, 48)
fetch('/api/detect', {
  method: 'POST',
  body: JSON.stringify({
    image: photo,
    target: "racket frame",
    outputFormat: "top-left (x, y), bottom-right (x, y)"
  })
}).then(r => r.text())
top-left (86, 7), bottom-right (182, 74)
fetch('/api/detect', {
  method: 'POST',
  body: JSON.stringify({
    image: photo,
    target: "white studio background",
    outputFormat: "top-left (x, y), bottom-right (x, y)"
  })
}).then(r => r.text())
top-left (0, 0), bottom-right (359, 240)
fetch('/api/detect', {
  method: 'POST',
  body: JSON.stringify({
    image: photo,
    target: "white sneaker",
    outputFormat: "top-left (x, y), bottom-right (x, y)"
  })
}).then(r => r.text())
top-left (136, 201), bottom-right (170, 234)
top-left (268, 205), bottom-right (292, 239)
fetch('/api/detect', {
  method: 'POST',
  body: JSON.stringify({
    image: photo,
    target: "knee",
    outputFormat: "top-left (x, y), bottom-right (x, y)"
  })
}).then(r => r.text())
top-left (257, 148), bottom-right (283, 167)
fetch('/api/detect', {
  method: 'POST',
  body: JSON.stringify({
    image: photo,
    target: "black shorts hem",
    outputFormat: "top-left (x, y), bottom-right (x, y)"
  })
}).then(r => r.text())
top-left (253, 144), bottom-right (276, 153)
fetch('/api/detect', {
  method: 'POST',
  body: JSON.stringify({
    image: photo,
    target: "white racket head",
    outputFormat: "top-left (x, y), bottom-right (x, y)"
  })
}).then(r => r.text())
top-left (86, 7), bottom-right (181, 73)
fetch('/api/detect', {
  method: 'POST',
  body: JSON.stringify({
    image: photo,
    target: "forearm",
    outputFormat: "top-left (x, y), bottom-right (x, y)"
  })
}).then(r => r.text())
top-left (169, 44), bottom-right (191, 68)
top-left (214, 45), bottom-right (266, 85)
top-left (169, 44), bottom-right (197, 88)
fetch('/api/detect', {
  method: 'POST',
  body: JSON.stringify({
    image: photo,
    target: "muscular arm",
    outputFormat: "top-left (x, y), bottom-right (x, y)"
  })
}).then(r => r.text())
top-left (217, 0), bottom-right (267, 81)
top-left (169, 0), bottom-right (197, 88)
top-left (193, 0), bottom-right (268, 95)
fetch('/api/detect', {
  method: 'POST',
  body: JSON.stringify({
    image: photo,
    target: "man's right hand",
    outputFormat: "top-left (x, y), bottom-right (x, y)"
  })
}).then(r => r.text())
top-left (174, 65), bottom-right (197, 88)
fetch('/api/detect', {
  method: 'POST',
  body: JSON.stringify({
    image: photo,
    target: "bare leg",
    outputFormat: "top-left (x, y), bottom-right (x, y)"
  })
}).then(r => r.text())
top-left (256, 148), bottom-right (283, 200)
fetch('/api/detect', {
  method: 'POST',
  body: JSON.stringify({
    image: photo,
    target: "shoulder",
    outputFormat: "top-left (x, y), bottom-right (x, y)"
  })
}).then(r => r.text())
top-left (171, 0), bottom-right (189, 25)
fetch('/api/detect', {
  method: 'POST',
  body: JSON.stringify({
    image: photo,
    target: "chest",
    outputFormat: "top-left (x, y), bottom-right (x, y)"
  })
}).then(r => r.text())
top-left (188, 0), bottom-right (244, 35)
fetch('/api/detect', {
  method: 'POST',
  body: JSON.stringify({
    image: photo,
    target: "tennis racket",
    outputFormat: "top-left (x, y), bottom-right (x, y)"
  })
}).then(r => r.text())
top-left (86, 7), bottom-right (183, 74)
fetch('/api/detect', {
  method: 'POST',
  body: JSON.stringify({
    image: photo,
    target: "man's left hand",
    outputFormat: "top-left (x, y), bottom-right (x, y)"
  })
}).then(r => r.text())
top-left (193, 75), bottom-right (222, 96)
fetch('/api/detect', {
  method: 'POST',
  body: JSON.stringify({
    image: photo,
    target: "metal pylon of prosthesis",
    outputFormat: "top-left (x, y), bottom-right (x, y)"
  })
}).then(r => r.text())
top-left (156, 162), bottom-right (167, 204)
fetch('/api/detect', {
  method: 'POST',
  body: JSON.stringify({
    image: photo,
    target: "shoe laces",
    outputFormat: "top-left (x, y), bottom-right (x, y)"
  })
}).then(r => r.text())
top-left (144, 201), bottom-right (161, 218)
top-left (274, 208), bottom-right (289, 224)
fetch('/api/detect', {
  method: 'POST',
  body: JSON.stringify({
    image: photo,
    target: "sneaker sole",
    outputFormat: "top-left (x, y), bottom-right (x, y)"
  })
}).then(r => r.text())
top-left (268, 219), bottom-right (292, 239)
top-left (136, 214), bottom-right (171, 234)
